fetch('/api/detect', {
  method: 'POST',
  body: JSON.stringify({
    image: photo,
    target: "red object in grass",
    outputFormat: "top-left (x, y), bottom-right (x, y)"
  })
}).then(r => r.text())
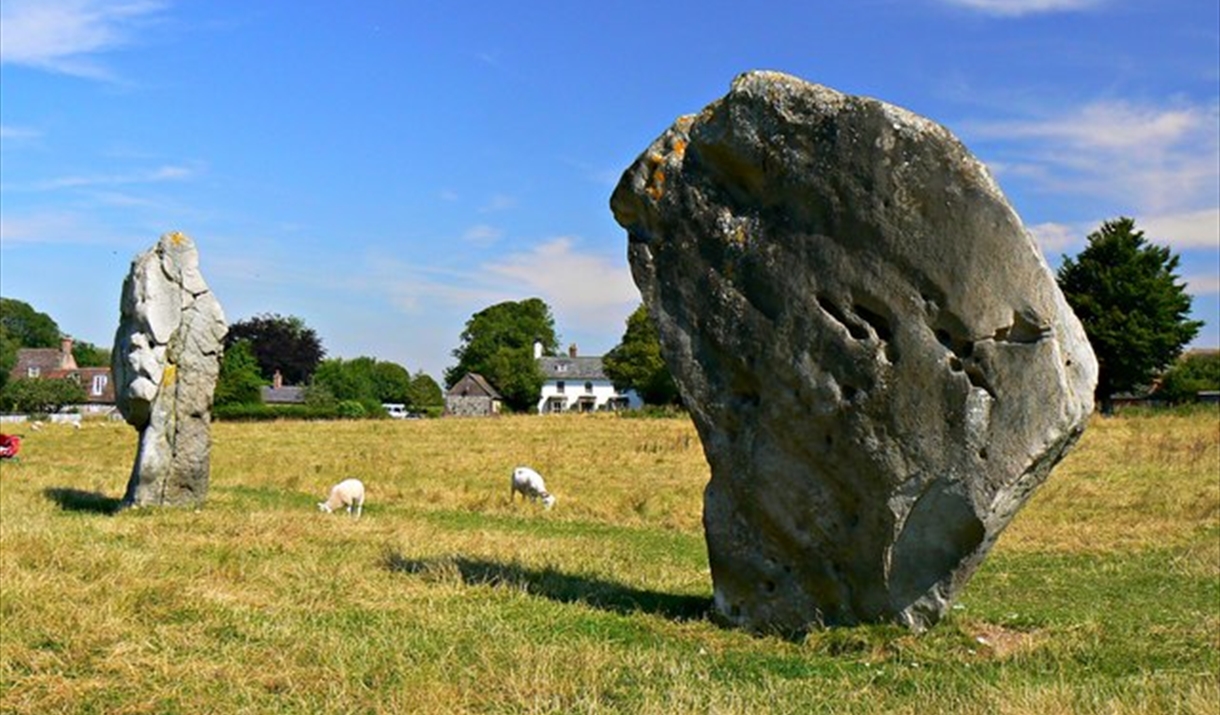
top-left (0, 434), bottom-right (21, 460)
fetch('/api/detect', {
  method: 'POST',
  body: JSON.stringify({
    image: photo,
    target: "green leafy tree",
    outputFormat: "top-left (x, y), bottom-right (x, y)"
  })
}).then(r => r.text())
top-left (0, 297), bottom-right (60, 349)
top-left (226, 313), bottom-right (325, 385)
top-left (1156, 351), bottom-right (1220, 404)
top-left (309, 356), bottom-right (405, 417)
top-left (372, 361), bottom-right (413, 404)
top-left (0, 299), bottom-right (62, 392)
top-left (311, 358), bottom-right (376, 402)
top-left (1057, 217), bottom-right (1203, 414)
top-left (445, 298), bottom-right (558, 412)
top-left (603, 304), bottom-right (681, 406)
top-left (71, 340), bottom-right (110, 368)
top-left (0, 326), bottom-right (19, 392)
top-left (214, 340), bottom-right (267, 406)
top-left (0, 377), bottom-right (87, 415)
top-left (407, 371), bottom-right (443, 411)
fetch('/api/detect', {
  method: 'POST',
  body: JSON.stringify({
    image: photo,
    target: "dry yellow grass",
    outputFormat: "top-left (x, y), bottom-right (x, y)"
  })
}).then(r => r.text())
top-left (1002, 412), bottom-right (1220, 554)
top-left (0, 410), bottom-right (1216, 714)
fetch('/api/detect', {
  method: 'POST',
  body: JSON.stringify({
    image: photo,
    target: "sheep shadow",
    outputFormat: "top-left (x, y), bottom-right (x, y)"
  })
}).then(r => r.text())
top-left (382, 551), bottom-right (711, 623)
top-left (43, 488), bottom-right (124, 515)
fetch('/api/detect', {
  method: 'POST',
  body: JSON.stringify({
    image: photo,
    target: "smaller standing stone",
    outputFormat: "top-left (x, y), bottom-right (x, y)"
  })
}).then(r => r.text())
top-left (112, 232), bottom-right (227, 508)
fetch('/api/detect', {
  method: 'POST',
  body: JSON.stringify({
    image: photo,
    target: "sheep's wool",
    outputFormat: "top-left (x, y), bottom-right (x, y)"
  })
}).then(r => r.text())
top-left (611, 71), bottom-right (1097, 635)
top-left (113, 232), bottom-right (227, 508)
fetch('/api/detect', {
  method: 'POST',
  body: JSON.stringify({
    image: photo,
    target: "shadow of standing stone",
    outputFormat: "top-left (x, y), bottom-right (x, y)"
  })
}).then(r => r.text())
top-left (44, 488), bottom-right (124, 515)
top-left (112, 232), bottom-right (227, 509)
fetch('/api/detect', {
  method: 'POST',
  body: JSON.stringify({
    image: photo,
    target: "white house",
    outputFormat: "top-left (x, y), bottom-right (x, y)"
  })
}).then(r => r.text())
top-left (535, 341), bottom-right (641, 413)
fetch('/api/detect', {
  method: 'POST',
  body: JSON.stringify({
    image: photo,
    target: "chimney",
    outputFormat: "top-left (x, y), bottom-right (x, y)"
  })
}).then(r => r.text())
top-left (59, 337), bottom-right (78, 370)
top-left (533, 338), bottom-right (543, 360)
top-left (273, 370), bottom-right (283, 389)
top-left (568, 343), bottom-right (578, 358)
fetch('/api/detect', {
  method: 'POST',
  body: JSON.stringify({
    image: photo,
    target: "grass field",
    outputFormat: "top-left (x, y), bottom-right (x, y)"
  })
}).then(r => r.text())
top-left (1, 410), bottom-right (1217, 714)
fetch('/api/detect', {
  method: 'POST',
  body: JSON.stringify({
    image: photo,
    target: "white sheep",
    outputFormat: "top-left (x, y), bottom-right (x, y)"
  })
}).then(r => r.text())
top-left (318, 478), bottom-right (365, 518)
top-left (510, 466), bottom-right (556, 509)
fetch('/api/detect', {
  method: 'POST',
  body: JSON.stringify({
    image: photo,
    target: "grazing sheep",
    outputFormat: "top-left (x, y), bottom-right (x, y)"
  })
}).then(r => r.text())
top-left (318, 478), bottom-right (365, 518)
top-left (510, 466), bottom-right (556, 509)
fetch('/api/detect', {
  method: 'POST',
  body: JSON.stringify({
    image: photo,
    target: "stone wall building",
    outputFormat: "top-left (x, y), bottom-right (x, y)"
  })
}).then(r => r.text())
top-left (445, 372), bottom-right (502, 417)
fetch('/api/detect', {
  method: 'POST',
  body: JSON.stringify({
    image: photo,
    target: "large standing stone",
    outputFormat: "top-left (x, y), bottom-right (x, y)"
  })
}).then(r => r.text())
top-left (112, 232), bottom-right (227, 508)
top-left (611, 71), bottom-right (1097, 634)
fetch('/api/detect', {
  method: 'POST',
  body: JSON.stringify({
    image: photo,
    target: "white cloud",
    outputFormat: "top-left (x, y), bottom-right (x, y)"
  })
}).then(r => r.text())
top-left (24, 164), bottom-right (196, 191)
top-left (1139, 208), bottom-right (1220, 251)
top-left (1183, 274), bottom-right (1220, 295)
top-left (483, 237), bottom-right (640, 331)
top-left (938, 0), bottom-right (1102, 16)
top-left (0, 125), bottom-right (42, 140)
top-left (968, 99), bottom-right (1220, 215)
top-left (485, 238), bottom-right (637, 308)
top-left (0, 210), bottom-right (137, 247)
top-left (1028, 221), bottom-right (1081, 254)
top-left (462, 224), bottom-right (503, 246)
top-left (358, 237), bottom-right (639, 337)
top-left (0, 0), bottom-right (166, 79)
top-left (980, 102), bottom-right (1204, 152)
top-left (479, 193), bottom-right (517, 213)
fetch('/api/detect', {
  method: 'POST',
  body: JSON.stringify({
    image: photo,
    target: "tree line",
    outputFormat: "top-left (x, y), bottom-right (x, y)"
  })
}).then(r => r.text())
top-left (0, 216), bottom-right (1214, 417)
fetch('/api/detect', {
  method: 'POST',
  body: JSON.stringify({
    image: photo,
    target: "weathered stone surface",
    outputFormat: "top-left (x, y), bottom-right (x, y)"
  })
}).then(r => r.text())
top-left (611, 71), bottom-right (1097, 634)
top-left (112, 232), bottom-right (227, 508)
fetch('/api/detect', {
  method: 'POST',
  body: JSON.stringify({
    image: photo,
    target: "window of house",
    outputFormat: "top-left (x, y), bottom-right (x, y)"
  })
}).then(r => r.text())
top-left (92, 374), bottom-right (108, 396)
top-left (556, 381), bottom-right (565, 394)
top-left (584, 381), bottom-right (593, 393)
top-left (27, 366), bottom-right (40, 378)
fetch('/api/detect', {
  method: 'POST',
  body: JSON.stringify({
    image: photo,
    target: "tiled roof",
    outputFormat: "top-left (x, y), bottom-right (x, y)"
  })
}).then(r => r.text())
top-left (11, 347), bottom-right (74, 380)
top-left (9, 346), bottom-right (113, 404)
top-left (447, 372), bottom-right (502, 399)
top-left (538, 356), bottom-right (607, 381)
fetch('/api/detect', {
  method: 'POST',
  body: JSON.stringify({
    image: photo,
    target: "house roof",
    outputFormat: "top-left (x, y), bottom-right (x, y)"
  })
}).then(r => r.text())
top-left (10, 346), bottom-right (114, 404)
top-left (447, 372), bottom-right (502, 399)
top-left (538, 356), bottom-right (608, 381)
top-left (11, 347), bottom-right (76, 380)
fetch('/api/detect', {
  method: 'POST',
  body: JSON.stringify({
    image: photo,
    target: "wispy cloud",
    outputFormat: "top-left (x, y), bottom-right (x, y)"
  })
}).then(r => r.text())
top-left (0, 124), bottom-right (43, 140)
top-left (1140, 208), bottom-right (1220, 251)
top-left (14, 164), bottom-right (197, 192)
top-left (0, 0), bottom-right (167, 79)
top-left (967, 99), bottom-right (1220, 215)
top-left (356, 237), bottom-right (638, 334)
top-left (483, 237), bottom-right (639, 326)
top-left (937, 0), bottom-right (1103, 16)
top-left (462, 224), bottom-right (503, 246)
top-left (0, 210), bottom-right (139, 247)
top-left (1183, 273), bottom-right (1220, 295)
top-left (1028, 209), bottom-right (1219, 256)
top-left (1028, 221), bottom-right (1083, 254)
top-left (479, 193), bottom-right (517, 213)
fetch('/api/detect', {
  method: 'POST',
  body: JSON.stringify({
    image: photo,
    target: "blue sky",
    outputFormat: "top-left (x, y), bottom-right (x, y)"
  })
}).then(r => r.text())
top-left (2, 0), bottom-right (1217, 381)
